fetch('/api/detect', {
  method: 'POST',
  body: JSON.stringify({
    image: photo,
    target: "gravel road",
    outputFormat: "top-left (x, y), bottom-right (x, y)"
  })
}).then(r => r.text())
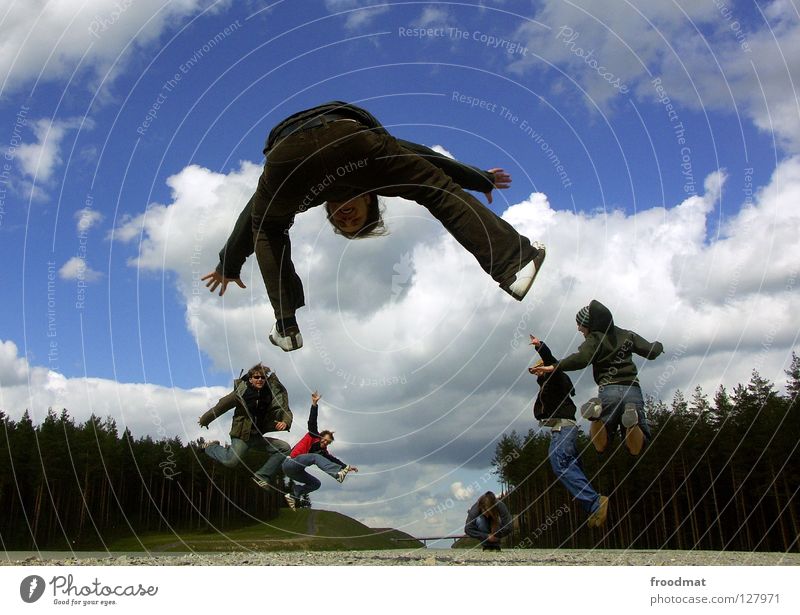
top-left (3, 549), bottom-right (798, 566)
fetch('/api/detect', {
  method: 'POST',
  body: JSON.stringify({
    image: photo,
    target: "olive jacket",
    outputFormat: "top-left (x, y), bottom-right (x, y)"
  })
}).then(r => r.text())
top-left (198, 372), bottom-right (293, 441)
top-left (556, 300), bottom-right (664, 387)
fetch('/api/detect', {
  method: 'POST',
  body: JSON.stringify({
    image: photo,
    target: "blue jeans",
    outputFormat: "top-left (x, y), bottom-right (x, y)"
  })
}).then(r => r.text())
top-left (204, 436), bottom-right (290, 480)
top-left (549, 425), bottom-right (601, 514)
top-left (598, 384), bottom-right (651, 444)
top-left (282, 454), bottom-right (342, 497)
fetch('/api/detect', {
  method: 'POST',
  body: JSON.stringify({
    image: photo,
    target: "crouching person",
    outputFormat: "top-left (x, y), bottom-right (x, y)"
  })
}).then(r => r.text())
top-left (464, 491), bottom-right (512, 551)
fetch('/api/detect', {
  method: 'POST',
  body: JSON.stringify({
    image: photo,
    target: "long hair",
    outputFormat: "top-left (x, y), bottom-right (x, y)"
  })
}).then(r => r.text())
top-left (326, 193), bottom-right (387, 239)
top-left (477, 491), bottom-right (500, 533)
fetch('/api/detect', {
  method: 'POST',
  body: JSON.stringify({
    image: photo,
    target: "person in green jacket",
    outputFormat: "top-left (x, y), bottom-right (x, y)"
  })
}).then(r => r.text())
top-left (532, 300), bottom-right (663, 456)
top-left (202, 101), bottom-right (545, 352)
top-left (197, 363), bottom-right (293, 490)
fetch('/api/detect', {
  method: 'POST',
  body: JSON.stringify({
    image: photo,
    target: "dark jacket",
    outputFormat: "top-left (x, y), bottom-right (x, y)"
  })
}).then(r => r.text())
top-left (556, 300), bottom-right (664, 387)
top-left (216, 101), bottom-right (497, 279)
top-left (198, 372), bottom-right (293, 441)
top-left (532, 342), bottom-right (577, 421)
top-left (464, 499), bottom-right (513, 541)
top-left (289, 403), bottom-right (346, 468)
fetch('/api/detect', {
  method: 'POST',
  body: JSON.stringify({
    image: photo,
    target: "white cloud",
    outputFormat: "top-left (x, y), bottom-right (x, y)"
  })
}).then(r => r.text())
top-left (510, 0), bottom-right (800, 151)
top-left (75, 207), bottom-right (103, 233)
top-left (451, 481), bottom-right (477, 501)
top-left (0, 339), bottom-right (227, 444)
top-left (323, 0), bottom-right (390, 30)
top-left (0, 0), bottom-right (226, 93)
top-left (0, 340), bottom-right (30, 388)
top-left (414, 7), bottom-right (450, 28)
top-left (97, 151), bottom-right (800, 529)
top-left (14, 117), bottom-right (89, 186)
top-left (58, 256), bottom-right (102, 282)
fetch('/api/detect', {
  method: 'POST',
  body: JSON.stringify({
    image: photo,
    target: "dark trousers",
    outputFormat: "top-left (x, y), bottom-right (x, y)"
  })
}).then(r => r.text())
top-left (251, 120), bottom-right (537, 319)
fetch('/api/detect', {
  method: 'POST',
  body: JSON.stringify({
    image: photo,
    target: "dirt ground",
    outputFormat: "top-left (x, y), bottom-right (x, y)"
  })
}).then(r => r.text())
top-left (3, 548), bottom-right (799, 566)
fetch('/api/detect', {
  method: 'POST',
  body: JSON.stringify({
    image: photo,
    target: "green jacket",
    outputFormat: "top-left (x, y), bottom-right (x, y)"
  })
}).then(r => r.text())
top-left (198, 372), bottom-right (293, 441)
top-left (556, 300), bottom-right (663, 387)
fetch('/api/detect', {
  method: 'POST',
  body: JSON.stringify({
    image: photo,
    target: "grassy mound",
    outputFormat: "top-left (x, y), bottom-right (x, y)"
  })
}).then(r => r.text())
top-left (109, 509), bottom-right (423, 552)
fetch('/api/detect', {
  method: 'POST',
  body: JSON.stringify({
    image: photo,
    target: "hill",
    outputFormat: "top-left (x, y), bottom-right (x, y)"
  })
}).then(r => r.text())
top-left (108, 509), bottom-right (423, 552)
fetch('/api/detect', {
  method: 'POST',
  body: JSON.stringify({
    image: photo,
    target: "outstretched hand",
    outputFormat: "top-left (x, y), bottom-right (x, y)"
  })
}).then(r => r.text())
top-left (529, 335), bottom-right (541, 348)
top-left (484, 168), bottom-right (512, 204)
top-left (311, 391), bottom-right (321, 405)
top-left (201, 270), bottom-right (246, 296)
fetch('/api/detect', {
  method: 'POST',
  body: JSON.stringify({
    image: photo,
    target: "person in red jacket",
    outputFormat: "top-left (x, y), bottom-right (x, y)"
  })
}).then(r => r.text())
top-left (281, 391), bottom-right (358, 510)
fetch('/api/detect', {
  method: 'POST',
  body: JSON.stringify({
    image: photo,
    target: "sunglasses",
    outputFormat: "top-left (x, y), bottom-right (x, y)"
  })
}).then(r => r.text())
top-left (250, 375), bottom-right (265, 381)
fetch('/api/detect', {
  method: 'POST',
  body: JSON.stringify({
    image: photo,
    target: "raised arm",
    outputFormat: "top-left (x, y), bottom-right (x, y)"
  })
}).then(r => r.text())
top-left (530, 335), bottom-right (557, 365)
top-left (395, 139), bottom-right (496, 194)
top-left (307, 391), bottom-right (321, 436)
top-left (631, 331), bottom-right (664, 360)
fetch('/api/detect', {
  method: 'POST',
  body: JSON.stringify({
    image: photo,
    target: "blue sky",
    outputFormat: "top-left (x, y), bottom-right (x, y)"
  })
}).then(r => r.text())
top-left (1, 0), bottom-right (799, 537)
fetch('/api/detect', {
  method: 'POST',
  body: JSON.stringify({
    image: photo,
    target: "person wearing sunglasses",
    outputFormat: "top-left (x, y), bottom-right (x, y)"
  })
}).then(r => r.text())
top-left (198, 363), bottom-right (293, 491)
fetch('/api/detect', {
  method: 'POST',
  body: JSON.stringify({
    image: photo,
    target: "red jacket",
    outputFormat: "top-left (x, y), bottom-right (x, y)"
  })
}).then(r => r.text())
top-left (289, 403), bottom-right (346, 468)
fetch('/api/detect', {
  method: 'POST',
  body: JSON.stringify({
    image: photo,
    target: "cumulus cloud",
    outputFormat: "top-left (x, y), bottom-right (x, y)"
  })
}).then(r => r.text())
top-left (116, 152), bottom-right (800, 421)
top-left (9, 117), bottom-right (93, 200)
top-left (0, 340), bottom-right (30, 388)
top-left (323, 0), bottom-right (390, 30)
top-left (0, 0), bottom-right (227, 93)
top-left (75, 208), bottom-right (103, 233)
top-left (0, 337), bottom-right (228, 443)
top-left (58, 256), bottom-right (102, 282)
top-left (0, 337), bottom-right (496, 534)
top-left (98, 151), bottom-right (800, 528)
top-left (451, 481), bottom-right (477, 501)
top-left (510, 0), bottom-right (800, 151)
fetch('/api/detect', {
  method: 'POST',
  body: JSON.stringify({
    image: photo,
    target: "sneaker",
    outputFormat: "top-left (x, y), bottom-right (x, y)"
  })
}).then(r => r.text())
top-left (269, 322), bottom-right (303, 352)
top-left (284, 493), bottom-right (298, 511)
top-left (587, 495), bottom-right (609, 528)
top-left (502, 243), bottom-right (546, 301)
top-left (336, 465), bottom-right (352, 484)
top-left (621, 403), bottom-right (639, 428)
top-left (298, 495), bottom-right (311, 509)
top-left (580, 398), bottom-right (603, 420)
top-left (252, 477), bottom-right (283, 493)
top-left (199, 439), bottom-right (220, 450)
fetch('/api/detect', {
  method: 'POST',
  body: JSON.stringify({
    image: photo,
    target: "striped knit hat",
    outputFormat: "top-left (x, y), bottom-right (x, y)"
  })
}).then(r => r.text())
top-left (576, 305), bottom-right (591, 327)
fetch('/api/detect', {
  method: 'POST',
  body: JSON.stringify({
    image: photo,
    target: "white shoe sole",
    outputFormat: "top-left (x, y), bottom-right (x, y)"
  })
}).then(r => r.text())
top-left (269, 323), bottom-right (303, 352)
top-left (580, 398), bottom-right (603, 420)
top-left (621, 403), bottom-right (639, 428)
top-left (505, 243), bottom-right (546, 301)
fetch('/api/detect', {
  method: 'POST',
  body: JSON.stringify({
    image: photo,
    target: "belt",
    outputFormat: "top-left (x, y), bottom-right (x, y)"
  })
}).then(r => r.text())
top-left (272, 112), bottom-right (358, 142)
top-left (539, 418), bottom-right (576, 431)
